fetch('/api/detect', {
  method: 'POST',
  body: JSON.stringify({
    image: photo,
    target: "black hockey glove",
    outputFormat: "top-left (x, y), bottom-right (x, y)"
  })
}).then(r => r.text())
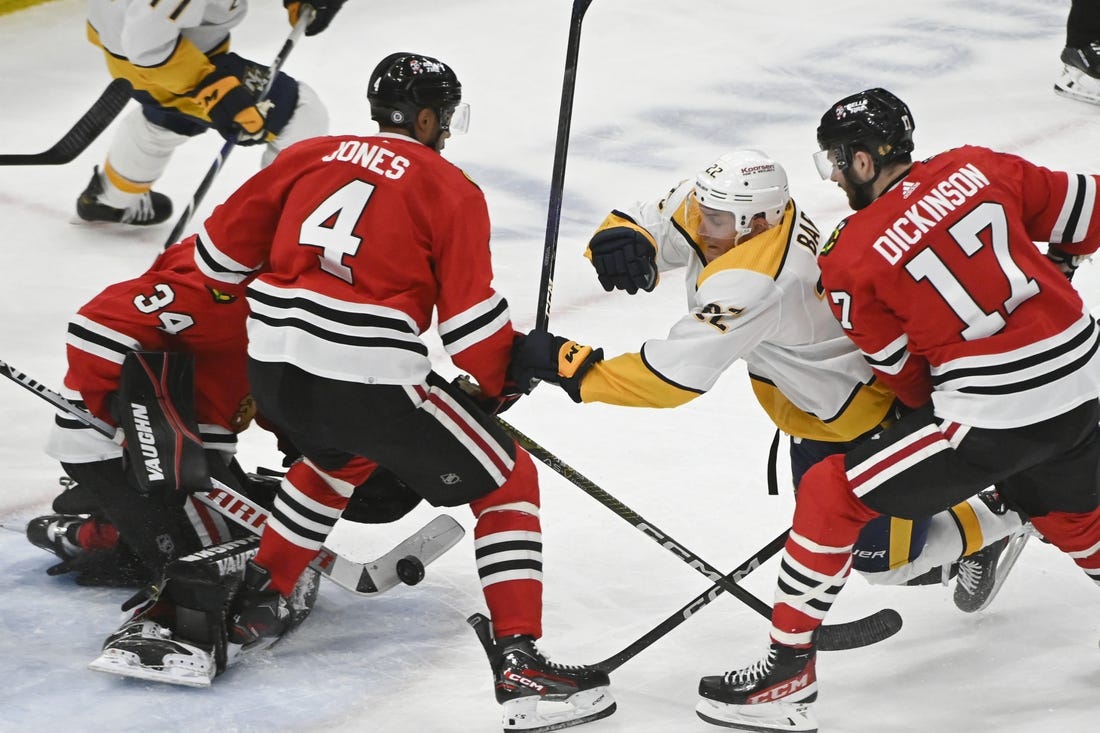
top-left (284, 0), bottom-right (346, 36)
top-left (193, 56), bottom-right (272, 145)
top-left (342, 468), bottom-right (423, 524)
top-left (588, 226), bottom-right (659, 294)
top-left (508, 330), bottom-right (603, 403)
top-left (1047, 246), bottom-right (1084, 281)
top-left (452, 374), bottom-right (525, 416)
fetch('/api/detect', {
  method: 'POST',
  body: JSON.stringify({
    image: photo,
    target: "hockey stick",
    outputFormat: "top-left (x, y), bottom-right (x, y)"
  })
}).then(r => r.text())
top-left (195, 480), bottom-right (464, 595)
top-left (0, 358), bottom-right (120, 439)
top-left (497, 418), bottom-right (902, 652)
top-left (536, 0), bottom-right (594, 330)
top-left (468, 531), bottom-right (787, 674)
top-left (0, 356), bottom-right (464, 596)
top-left (0, 78), bottom-right (132, 166)
top-left (161, 8), bottom-right (313, 249)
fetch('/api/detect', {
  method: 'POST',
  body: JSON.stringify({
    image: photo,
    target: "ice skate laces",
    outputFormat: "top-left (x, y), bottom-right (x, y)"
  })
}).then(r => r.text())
top-left (120, 193), bottom-right (158, 224)
top-left (510, 638), bottom-right (585, 671)
top-left (723, 647), bottom-right (776, 686)
top-left (956, 556), bottom-right (983, 594)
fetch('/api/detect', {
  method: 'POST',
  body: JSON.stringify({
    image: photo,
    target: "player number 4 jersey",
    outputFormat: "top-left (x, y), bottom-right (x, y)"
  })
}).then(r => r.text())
top-left (196, 132), bottom-right (516, 398)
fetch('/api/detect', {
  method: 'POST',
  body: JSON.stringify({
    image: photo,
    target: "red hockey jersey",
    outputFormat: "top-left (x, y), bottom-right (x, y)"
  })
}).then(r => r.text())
top-left (62, 236), bottom-right (252, 439)
top-left (819, 145), bottom-right (1100, 428)
top-left (196, 132), bottom-right (515, 397)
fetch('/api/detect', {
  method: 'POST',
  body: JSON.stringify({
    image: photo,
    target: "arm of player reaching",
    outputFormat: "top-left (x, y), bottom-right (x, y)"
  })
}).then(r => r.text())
top-left (511, 270), bottom-right (783, 408)
top-left (583, 179), bottom-right (699, 294)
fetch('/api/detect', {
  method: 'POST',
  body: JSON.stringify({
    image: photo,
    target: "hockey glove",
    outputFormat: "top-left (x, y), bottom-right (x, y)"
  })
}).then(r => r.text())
top-left (509, 330), bottom-right (603, 402)
top-left (343, 468), bottom-right (423, 524)
top-left (1047, 246), bottom-right (1084, 281)
top-left (285, 0), bottom-right (346, 36)
top-left (588, 226), bottom-right (659, 294)
top-left (193, 56), bottom-right (272, 145)
top-left (452, 374), bottom-right (525, 416)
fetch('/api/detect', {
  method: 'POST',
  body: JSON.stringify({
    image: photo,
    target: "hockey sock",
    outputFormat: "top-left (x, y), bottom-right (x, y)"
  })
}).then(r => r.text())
top-left (76, 519), bottom-right (120, 551)
top-left (470, 449), bottom-right (543, 639)
top-left (254, 457), bottom-right (365, 594)
top-left (772, 455), bottom-right (879, 646)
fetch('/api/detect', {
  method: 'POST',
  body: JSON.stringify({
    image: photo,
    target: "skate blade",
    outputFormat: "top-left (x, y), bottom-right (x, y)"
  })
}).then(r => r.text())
top-left (88, 647), bottom-right (214, 688)
top-left (1054, 67), bottom-right (1100, 106)
top-left (502, 687), bottom-right (616, 732)
top-left (973, 529), bottom-right (1031, 613)
top-left (695, 698), bottom-right (817, 732)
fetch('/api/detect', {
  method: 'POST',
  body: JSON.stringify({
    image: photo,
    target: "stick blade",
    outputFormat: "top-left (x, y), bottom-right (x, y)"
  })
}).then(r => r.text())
top-left (814, 608), bottom-right (903, 651)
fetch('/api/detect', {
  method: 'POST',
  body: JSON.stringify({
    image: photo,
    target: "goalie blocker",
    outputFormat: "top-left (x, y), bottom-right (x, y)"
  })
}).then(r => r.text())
top-left (117, 351), bottom-right (211, 499)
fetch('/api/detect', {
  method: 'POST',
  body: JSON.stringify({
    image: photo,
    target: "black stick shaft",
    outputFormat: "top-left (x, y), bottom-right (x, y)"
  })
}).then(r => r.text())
top-left (0, 78), bottom-right (132, 166)
top-left (497, 417), bottom-right (901, 653)
top-left (593, 531), bottom-right (788, 673)
top-left (499, 417), bottom-right (775, 617)
top-left (161, 10), bottom-right (312, 249)
top-left (536, 0), bottom-right (594, 331)
top-left (0, 358), bottom-right (117, 438)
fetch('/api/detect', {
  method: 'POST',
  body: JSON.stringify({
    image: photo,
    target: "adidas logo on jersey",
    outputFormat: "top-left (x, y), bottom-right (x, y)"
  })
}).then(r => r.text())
top-left (902, 181), bottom-right (921, 198)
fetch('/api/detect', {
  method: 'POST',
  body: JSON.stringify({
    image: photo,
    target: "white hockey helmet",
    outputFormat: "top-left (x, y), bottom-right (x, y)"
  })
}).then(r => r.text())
top-left (693, 150), bottom-right (790, 237)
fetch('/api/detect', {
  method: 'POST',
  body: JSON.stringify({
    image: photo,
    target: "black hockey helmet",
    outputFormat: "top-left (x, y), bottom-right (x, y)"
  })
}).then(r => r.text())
top-left (815, 88), bottom-right (915, 176)
top-left (367, 52), bottom-right (466, 134)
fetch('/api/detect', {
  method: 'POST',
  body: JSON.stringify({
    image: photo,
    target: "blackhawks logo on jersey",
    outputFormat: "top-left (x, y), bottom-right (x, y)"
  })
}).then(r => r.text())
top-left (206, 285), bottom-right (237, 304)
top-left (820, 219), bottom-right (848, 256)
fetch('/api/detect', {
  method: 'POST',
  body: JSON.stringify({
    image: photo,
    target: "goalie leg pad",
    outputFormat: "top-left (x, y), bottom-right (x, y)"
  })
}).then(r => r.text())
top-left (118, 351), bottom-right (210, 499)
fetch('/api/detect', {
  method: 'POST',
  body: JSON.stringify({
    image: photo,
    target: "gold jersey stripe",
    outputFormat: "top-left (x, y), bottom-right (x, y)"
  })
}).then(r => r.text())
top-left (950, 499), bottom-right (984, 557)
top-left (888, 517), bottom-right (915, 569)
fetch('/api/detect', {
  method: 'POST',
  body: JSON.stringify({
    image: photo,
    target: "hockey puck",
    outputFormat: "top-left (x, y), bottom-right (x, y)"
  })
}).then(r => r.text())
top-left (396, 555), bottom-right (426, 585)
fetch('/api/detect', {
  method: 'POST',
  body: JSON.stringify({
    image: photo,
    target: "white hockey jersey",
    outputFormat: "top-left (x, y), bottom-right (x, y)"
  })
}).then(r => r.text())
top-left (580, 180), bottom-right (895, 442)
top-left (87, 0), bottom-right (247, 66)
top-left (86, 0), bottom-right (248, 111)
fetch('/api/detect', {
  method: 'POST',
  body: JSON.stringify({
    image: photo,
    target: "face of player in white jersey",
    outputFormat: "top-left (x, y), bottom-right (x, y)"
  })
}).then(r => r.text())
top-left (694, 195), bottom-right (771, 262)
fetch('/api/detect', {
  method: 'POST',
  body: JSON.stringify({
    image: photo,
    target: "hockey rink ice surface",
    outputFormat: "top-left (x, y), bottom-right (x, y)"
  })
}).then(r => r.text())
top-left (1, 1), bottom-right (1098, 731)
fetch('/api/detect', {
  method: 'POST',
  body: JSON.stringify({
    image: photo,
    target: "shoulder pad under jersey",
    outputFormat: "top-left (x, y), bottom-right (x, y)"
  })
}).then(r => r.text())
top-left (458, 168), bottom-right (483, 191)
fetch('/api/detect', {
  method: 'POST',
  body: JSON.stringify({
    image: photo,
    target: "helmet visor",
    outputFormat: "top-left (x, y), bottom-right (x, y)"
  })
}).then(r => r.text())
top-left (813, 149), bottom-right (838, 180)
top-left (440, 102), bottom-right (470, 135)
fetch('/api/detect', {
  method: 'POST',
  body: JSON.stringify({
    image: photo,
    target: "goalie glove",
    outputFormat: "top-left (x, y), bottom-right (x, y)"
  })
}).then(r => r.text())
top-left (284, 0), bottom-right (346, 36)
top-left (587, 226), bottom-right (659, 294)
top-left (1046, 246), bottom-right (1085, 281)
top-left (509, 330), bottom-right (603, 403)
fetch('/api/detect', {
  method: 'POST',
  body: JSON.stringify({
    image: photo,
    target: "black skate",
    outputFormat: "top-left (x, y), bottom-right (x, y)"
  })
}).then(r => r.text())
top-left (954, 530), bottom-right (1012, 611)
top-left (468, 613), bottom-right (615, 732)
top-left (26, 513), bottom-right (149, 587)
top-left (76, 166), bottom-right (172, 225)
top-left (227, 560), bottom-right (292, 649)
top-left (26, 514), bottom-right (91, 561)
top-left (88, 617), bottom-right (217, 687)
top-left (1055, 42), bottom-right (1100, 105)
top-left (697, 643), bottom-right (817, 732)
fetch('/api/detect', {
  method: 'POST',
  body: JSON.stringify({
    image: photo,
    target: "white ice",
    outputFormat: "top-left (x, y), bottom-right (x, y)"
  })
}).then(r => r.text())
top-left (1, 1), bottom-right (1098, 731)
